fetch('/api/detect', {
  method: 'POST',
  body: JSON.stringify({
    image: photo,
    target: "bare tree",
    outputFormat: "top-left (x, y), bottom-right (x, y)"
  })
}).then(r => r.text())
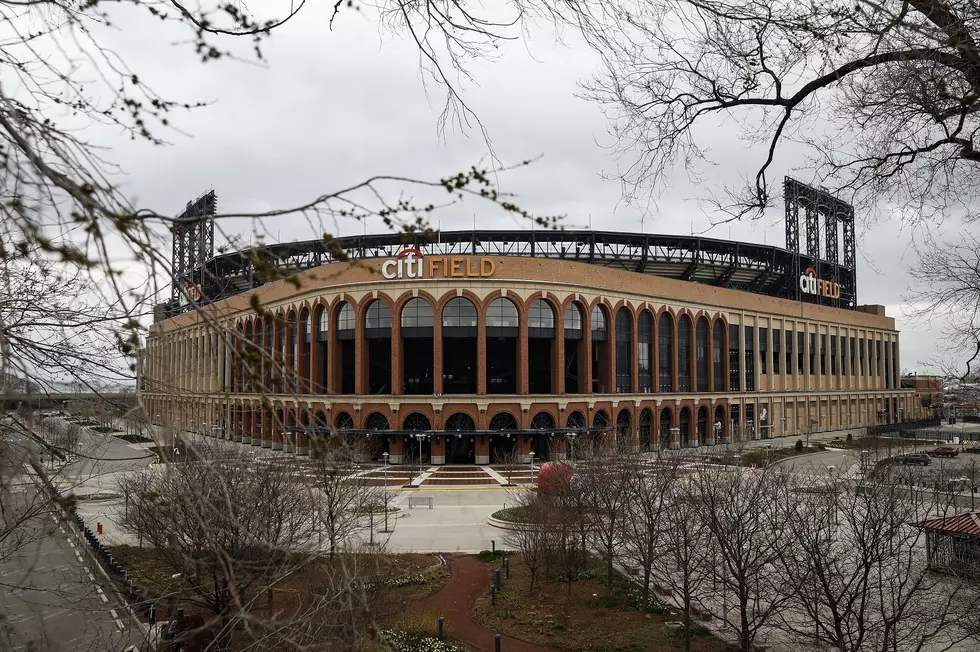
top-left (577, 0), bottom-right (980, 223)
top-left (777, 474), bottom-right (971, 652)
top-left (690, 466), bottom-right (792, 652)
top-left (656, 480), bottom-right (712, 652)
top-left (493, 445), bottom-right (523, 485)
top-left (503, 488), bottom-right (551, 594)
top-left (619, 457), bottom-right (680, 605)
top-left (118, 439), bottom-right (321, 648)
top-left (581, 448), bottom-right (639, 588)
top-left (308, 436), bottom-right (372, 558)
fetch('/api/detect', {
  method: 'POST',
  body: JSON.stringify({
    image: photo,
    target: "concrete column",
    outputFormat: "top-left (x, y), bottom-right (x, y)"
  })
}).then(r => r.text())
top-left (260, 409), bottom-right (271, 448)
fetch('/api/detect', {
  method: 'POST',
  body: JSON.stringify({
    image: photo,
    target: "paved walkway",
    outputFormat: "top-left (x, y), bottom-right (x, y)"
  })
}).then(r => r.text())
top-left (422, 556), bottom-right (555, 652)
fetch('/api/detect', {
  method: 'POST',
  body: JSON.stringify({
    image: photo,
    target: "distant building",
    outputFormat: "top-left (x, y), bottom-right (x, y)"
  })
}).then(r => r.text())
top-left (902, 374), bottom-right (944, 411)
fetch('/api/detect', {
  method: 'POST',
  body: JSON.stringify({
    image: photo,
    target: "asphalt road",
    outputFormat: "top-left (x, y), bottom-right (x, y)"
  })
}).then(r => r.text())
top-left (1, 428), bottom-right (147, 652)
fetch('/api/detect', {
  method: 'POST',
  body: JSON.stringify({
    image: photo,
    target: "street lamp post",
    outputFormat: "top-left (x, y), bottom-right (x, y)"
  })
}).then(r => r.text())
top-left (413, 433), bottom-right (426, 486)
top-left (528, 450), bottom-right (535, 474)
top-left (567, 432), bottom-right (577, 462)
top-left (382, 452), bottom-right (390, 533)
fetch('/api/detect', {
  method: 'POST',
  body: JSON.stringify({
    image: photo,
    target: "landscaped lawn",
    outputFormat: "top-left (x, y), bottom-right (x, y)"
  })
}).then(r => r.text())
top-left (472, 553), bottom-right (734, 652)
top-left (114, 433), bottom-right (154, 444)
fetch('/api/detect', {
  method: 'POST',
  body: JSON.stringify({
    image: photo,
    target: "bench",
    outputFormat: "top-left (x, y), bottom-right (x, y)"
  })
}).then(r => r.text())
top-left (408, 496), bottom-right (433, 510)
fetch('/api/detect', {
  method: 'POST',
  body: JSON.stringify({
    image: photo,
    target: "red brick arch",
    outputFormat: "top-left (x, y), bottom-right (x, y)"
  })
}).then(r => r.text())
top-left (392, 289), bottom-right (440, 317)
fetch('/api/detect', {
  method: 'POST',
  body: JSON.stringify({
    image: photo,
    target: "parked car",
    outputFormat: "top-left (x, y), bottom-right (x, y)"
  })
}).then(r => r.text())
top-left (963, 446), bottom-right (980, 454)
top-left (927, 447), bottom-right (959, 458)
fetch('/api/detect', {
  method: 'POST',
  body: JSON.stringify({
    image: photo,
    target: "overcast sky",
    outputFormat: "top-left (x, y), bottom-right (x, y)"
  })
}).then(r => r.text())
top-left (81, 1), bottom-right (959, 373)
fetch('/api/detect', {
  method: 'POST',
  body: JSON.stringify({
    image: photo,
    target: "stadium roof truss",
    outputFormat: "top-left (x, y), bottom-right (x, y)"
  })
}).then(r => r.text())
top-left (164, 229), bottom-right (855, 318)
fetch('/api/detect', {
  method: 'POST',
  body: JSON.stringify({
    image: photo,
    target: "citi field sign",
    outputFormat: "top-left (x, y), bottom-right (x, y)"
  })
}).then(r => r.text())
top-left (799, 267), bottom-right (841, 299)
top-left (381, 248), bottom-right (496, 280)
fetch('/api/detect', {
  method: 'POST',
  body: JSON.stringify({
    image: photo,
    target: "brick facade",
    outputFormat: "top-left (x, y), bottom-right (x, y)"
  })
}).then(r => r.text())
top-left (143, 256), bottom-right (921, 463)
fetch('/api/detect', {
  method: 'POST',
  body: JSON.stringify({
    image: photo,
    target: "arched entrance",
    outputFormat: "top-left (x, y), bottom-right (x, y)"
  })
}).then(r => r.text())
top-left (659, 408), bottom-right (672, 449)
top-left (403, 412), bottom-right (432, 464)
top-left (364, 412), bottom-right (390, 460)
top-left (530, 412), bottom-right (555, 461)
top-left (489, 412), bottom-right (518, 463)
top-left (713, 405), bottom-right (725, 445)
top-left (444, 412), bottom-right (475, 464)
top-left (639, 408), bottom-right (653, 451)
top-left (697, 406), bottom-right (708, 447)
top-left (616, 409), bottom-right (632, 451)
top-left (679, 407), bottom-right (691, 448)
top-left (566, 411), bottom-right (586, 461)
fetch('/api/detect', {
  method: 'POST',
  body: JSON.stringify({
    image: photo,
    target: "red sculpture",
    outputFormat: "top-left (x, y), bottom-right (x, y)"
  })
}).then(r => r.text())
top-left (537, 460), bottom-right (575, 494)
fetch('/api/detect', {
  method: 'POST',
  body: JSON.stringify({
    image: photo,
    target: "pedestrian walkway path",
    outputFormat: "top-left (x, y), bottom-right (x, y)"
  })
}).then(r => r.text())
top-left (421, 556), bottom-right (556, 652)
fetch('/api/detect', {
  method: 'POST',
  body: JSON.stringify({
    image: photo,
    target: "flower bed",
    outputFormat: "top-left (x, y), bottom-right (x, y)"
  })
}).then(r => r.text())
top-left (381, 630), bottom-right (467, 652)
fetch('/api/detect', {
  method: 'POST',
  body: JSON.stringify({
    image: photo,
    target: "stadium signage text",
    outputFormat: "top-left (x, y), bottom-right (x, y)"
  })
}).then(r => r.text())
top-left (381, 249), bottom-right (496, 280)
top-left (799, 267), bottom-right (841, 299)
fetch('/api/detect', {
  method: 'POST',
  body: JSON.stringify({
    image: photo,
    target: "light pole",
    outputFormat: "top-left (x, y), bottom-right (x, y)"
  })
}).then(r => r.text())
top-left (528, 450), bottom-right (535, 474)
top-left (413, 433), bottom-right (426, 486)
top-left (382, 451), bottom-right (390, 533)
top-left (567, 432), bottom-right (577, 462)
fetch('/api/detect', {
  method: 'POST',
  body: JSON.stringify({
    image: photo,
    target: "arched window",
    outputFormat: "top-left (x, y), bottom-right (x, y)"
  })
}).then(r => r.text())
top-left (615, 308), bottom-right (632, 393)
top-left (678, 315), bottom-right (692, 392)
top-left (639, 409), bottom-right (652, 450)
top-left (528, 299), bottom-right (555, 335)
top-left (365, 412), bottom-right (389, 431)
top-left (401, 298), bottom-right (434, 329)
top-left (591, 305), bottom-right (608, 340)
top-left (364, 300), bottom-right (392, 331)
top-left (442, 297), bottom-right (478, 329)
top-left (317, 306), bottom-right (329, 338)
top-left (658, 313), bottom-right (674, 392)
top-left (564, 303), bottom-right (583, 332)
top-left (336, 302), bottom-right (356, 393)
top-left (445, 413), bottom-right (476, 431)
top-left (489, 412), bottom-right (518, 431)
top-left (403, 412), bottom-right (431, 431)
top-left (638, 311), bottom-right (653, 393)
top-left (337, 303), bottom-right (355, 335)
top-left (713, 321), bottom-right (725, 391)
top-left (696, 317), bottom-right (709, 392)
top-left (335, 412), bottom-right (354, 430)
top-left (486, 297), bottom-right (519, 328)
top-left (531, 412), bottom-right (555, 429)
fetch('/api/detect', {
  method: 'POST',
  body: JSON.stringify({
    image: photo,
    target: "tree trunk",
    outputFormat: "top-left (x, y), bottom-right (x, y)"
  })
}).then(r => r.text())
top-left (529, 568), bottom-right (536, 594)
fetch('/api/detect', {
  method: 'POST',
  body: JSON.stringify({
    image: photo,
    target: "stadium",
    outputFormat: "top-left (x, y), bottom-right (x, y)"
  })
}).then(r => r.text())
top-left (142, 180), bottom-right (923, 464)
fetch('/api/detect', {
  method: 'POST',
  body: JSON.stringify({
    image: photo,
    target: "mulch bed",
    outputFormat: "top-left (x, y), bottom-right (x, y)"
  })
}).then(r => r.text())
top-left (472, 553), bottom-right (734, 652)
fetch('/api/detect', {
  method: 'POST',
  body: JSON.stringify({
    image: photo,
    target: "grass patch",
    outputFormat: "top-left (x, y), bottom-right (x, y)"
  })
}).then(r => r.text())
top-left (490, 506), bottom-right (529, 523)
top-left (115, 433), bottom-right (154, 444)
top-left (472, 553), bottom-right (733, 652)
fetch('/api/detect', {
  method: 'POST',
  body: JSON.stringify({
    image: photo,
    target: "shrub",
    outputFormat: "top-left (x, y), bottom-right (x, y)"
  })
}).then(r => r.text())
top-left (477, 550), bottom-right (505, 562)
top-left (846, 432), bottom-right (853, 442)
top-left (384, 573), bottom-right (427, 588)
top-left (795, 439), bottom-right (804, 453)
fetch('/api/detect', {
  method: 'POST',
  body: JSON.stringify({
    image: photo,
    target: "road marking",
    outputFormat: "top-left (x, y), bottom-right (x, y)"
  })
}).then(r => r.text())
top-left (59, 526), bottom-right (65, 534)
top-left (86, 571), bottom-right (95, 581)
top-left (67, 540), bottom-right (75, 548)
top-left (114, 618), bottom-right (125, 630)
top-left (97, 588), bottom-right (109, 603)
top-left (109, 609), bottom-right (118, 618)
